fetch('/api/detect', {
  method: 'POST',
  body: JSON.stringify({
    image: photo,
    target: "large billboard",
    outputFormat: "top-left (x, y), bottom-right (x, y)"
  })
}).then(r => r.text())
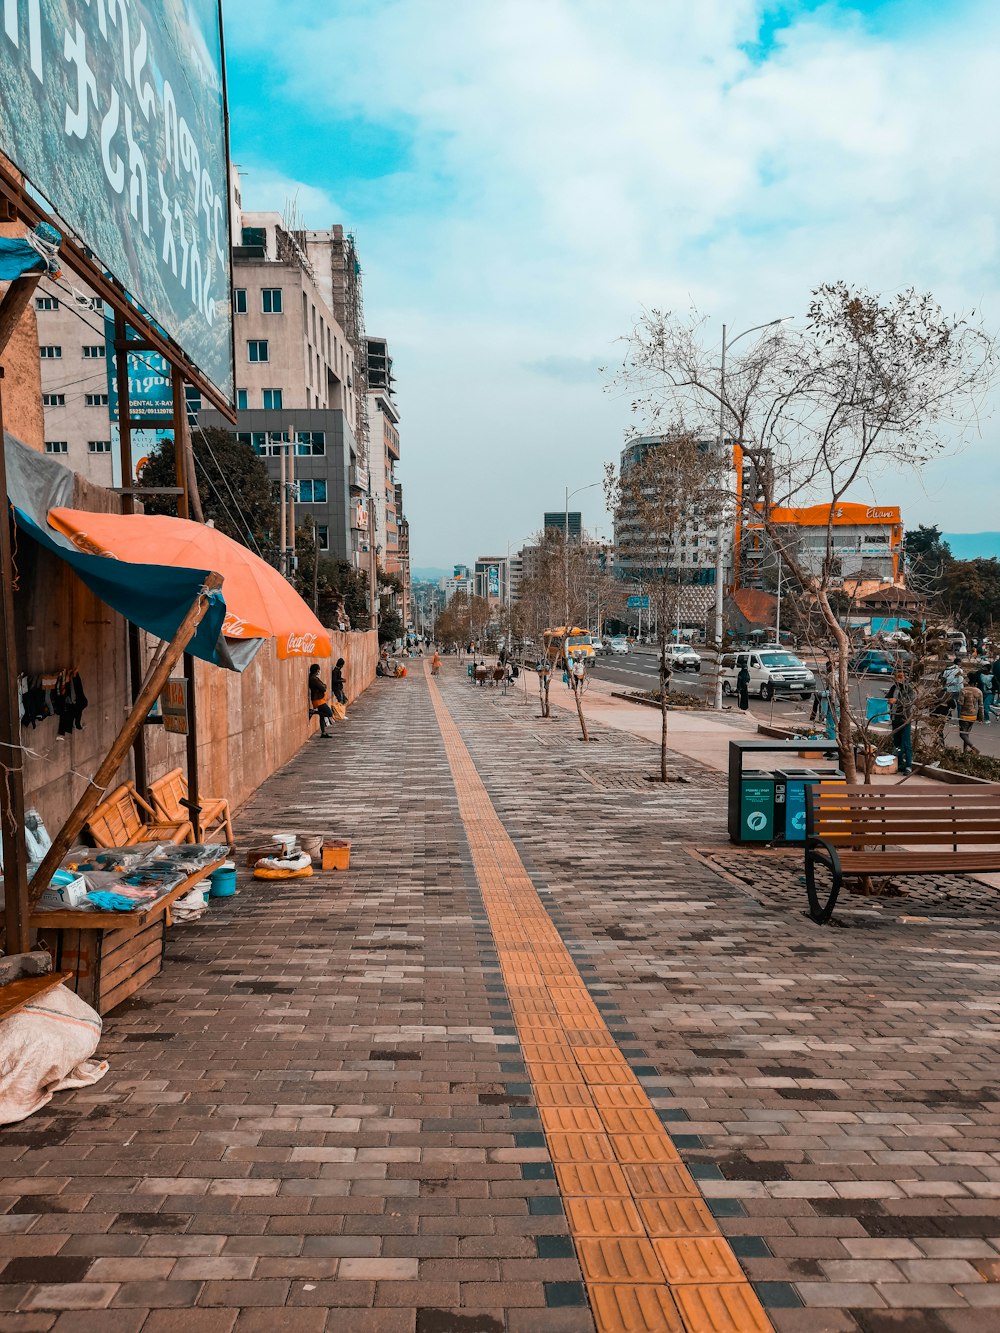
top-left (0, 1), bottom-right (233, 400)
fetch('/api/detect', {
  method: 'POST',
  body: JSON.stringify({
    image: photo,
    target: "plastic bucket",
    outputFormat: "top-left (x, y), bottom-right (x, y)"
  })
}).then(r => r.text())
top-left (209, 861), bottom-right (237, 897)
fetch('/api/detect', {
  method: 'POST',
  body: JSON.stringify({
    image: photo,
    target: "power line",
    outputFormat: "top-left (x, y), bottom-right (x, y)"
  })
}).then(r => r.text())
top-left (44, 276), bottom-right (268, 558)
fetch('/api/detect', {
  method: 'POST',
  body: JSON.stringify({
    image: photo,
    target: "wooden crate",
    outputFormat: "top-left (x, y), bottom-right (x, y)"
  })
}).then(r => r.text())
top-left (48, 917), bottom-right (166, 1015)
top-left (322, 839), bottom-right (351, 871)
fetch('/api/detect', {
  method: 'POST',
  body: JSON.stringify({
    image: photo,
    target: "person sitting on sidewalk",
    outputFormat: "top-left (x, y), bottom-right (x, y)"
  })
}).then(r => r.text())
top-left (308, 664), bottom-right (333, 738)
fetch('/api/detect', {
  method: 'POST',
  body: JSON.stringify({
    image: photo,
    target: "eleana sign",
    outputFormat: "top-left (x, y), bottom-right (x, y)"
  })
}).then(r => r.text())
top-left (0, 0), bottom-right (234, 399)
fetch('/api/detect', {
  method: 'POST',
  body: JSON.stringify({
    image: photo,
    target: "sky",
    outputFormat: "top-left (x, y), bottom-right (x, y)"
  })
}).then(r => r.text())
top-left (223, 0), bottom-right (1000, 572)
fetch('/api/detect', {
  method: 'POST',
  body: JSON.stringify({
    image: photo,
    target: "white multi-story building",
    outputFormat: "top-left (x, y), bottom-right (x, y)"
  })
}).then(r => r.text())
top-left (197, 211), bottom-right (368, 564)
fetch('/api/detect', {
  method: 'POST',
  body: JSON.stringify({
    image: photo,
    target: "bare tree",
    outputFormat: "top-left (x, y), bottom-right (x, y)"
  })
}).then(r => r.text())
top-left (606, 431), bottom-right (725, 781)
top-left (515, 530), bottom-right (615, 737)
top-left (615, 283), bottom-right (994, 781)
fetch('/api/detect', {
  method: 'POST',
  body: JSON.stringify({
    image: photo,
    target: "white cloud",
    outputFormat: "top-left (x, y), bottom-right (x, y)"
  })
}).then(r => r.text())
top-left (228, 0), bottom-right (1000, 564)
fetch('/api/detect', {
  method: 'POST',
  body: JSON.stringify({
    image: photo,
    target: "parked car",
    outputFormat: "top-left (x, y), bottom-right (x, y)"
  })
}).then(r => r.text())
top-left (851, 649), bottom-right (912, 675)
top-left (665, 643), bottom-right (702, 672)
top-left (719, 648), bottom-right (816, 701)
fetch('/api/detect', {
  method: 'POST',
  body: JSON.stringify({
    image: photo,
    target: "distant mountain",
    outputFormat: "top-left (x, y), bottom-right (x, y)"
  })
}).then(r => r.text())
top-left (410, 567), bottom-right (451, 583)
top-left (943, 534), bottom-right (1000, 561)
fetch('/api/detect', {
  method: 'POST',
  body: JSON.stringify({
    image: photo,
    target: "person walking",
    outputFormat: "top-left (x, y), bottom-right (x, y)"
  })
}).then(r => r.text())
top-left (331, 657), bottom-right (347, 707)
top-left (943, 658), bottom-right (965, 717)
top-left (308, 664), bottom-right (333, 738)
top-left (972, 662), bottom-right (993, 722)
top-left (736, 661), bottom-right (751, 711)
top-left (886, 667), bottom-right (916, 775)
top-left (958, 677), bottom-right (984, 753)
top-left (431, 651), bottom-right (441, 675)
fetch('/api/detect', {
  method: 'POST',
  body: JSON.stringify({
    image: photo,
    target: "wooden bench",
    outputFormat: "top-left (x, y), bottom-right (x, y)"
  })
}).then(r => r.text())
top-left (0, 972), bottom-right (73, 1024)
top-left (85, 781), bottom-right (191, 848)
top-left (149, 768), bottom-right (233, 846)
top-left (805, 784), bottom-right (1000, 923)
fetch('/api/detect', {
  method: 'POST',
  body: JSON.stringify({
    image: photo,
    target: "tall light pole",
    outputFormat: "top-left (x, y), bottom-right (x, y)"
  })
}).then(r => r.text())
top-left (713, 317), bottom-right (792, 708)
top-left (565, 481), bottom-right (602, 631)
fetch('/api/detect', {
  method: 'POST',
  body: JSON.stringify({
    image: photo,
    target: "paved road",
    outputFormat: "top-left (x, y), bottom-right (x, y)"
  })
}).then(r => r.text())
top-left (591, 645), bottom-right (1000, 759)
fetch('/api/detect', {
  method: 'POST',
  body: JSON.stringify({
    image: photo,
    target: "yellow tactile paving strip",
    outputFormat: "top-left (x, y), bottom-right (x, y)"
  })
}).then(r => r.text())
top-left (426, 670), bottom-right (774, 1333)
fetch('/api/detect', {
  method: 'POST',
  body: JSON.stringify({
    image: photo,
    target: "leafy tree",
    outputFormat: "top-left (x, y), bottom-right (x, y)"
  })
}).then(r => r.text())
top-left (140, 429), bottom-right (280, 561)
top-left (941, 558), bottom-right (1000, 638)
top-left (905, 524), bottom-right (952, 590)
top-left (378, 608), bottom-right (403, 645)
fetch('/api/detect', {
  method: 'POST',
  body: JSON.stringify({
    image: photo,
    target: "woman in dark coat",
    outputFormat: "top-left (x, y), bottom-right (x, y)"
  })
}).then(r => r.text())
top-left (736, 663), bottom-right (751, 711)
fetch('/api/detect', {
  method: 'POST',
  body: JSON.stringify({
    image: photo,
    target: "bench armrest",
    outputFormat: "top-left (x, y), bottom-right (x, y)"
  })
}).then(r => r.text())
top-left (806, 834), bottom-right (843, 879)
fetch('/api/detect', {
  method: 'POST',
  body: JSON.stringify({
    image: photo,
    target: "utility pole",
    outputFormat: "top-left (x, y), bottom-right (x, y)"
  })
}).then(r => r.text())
top-left (288, 423), bottom-right (296, 575)
top-left (713, 323), bottom-right (726, 709)
top-left (278, 435), bottom-right (287, 576)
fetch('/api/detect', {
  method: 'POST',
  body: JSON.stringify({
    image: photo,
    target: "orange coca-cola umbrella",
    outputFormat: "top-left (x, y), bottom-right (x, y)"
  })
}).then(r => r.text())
top-left (47, 508), bottom-right (332, 659)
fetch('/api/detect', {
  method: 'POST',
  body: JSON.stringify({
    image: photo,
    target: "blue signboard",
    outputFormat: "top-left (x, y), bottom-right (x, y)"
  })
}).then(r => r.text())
top-left (627, 594), bottom-right (650, 610)
top-left (105, 313), bottom-right (173, 422)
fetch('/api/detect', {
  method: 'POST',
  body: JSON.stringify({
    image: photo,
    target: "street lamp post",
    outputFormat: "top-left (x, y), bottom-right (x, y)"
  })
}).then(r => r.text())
top-left (713, 317), bottom-right (792, 709)
top-left (565, 481), bottom-right (602, 632)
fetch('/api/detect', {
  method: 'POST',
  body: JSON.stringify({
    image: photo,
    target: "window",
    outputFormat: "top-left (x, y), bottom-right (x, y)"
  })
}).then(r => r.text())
top-left (263, 388), bottom-right (283, 410)
top-left (184, 386), bottom-right (202, 425)
top-left (317, 525), bottom-right (329, 552)
top-left (44, 441), bottom-right (68, 454)
top-left (241, 226), bottom-right (266, 248)
top-left (41, 392), bottom-right (65, 407)
top-left (236, 389), bottom-right (248, 410)
top-left (39, 345), bottom-right (61, 359)
top-left (82, 344), bottom-right (105, 358)
top-left (247, 340), bottom-right (268, 363)
top-left (233, 288), bottom-right (247, 314)
top-left (236, 432), bottom-right (252, 447)
top-left (84, 392), bottom-right (109, 407)
top-left (261, 288), bottom-right (283, 314)
top-left (35, 296), bottom-right (59, 311)
top-left (297, 479), bottom-right (327, 503)
top-left (295, 430), bottom-right (325, 456)
top-left (87, 440), bottom-right (112, 453)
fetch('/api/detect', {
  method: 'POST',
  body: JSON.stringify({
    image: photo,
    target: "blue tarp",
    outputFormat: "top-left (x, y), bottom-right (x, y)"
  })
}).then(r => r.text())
top-left (5, 434), bottom-right (256, 671)
top-left (0, 238), bottom-right (48, 281)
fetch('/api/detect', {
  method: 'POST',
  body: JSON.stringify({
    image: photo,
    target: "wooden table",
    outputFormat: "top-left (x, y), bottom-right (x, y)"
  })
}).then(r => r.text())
top-left (30, 861), bottom-right (224, 1015)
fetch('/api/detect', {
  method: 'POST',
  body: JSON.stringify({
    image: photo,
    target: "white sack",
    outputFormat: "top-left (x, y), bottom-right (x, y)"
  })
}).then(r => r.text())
top-left (0, 983), bottom-right (107, 1125)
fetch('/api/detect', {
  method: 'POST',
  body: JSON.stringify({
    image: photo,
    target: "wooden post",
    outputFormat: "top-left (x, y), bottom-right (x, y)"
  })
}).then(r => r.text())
top-left (172, 366), bottom-right (204, 524)
top-left (0, 267), bottom-right (41, 948)
top-left (114, 311), bottom-right (149, 800)
top-left (29, 573), bottom-right (224, 904)
top-left (0, 372), bottom-right (29, 952)
top-left (171, 368), bottom-right (190, 523)
top-left (0, 273), bottom-right (42, 354)
top-left (171, 368), bottom-right (203, 841)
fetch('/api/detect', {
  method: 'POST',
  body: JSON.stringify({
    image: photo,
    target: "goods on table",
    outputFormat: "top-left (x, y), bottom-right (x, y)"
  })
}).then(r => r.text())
top-left (33, 843), bottom-right (230, 915)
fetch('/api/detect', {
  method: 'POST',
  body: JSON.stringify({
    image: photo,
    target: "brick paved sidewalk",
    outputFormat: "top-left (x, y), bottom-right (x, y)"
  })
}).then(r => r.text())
top-left (2, 661), bottom-right (1000, 1331)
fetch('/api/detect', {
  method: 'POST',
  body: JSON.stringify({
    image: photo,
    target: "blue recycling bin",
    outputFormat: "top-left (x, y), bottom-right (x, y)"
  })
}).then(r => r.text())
top-left (776, 769), bottom-right (821, 843)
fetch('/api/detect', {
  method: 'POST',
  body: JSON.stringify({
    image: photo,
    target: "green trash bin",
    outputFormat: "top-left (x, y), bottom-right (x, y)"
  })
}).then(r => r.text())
top-left (739, 770), bottom-right (775, 843)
